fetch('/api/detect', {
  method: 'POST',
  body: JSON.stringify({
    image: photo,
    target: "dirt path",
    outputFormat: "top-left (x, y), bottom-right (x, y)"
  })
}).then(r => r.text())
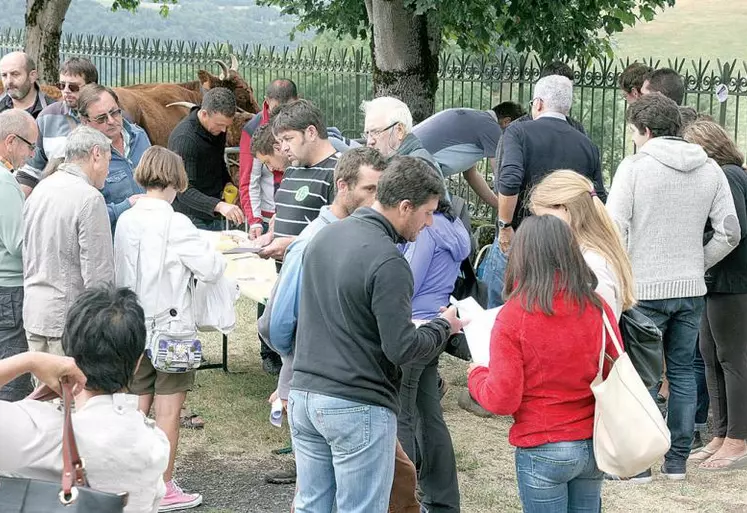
top-left (177, 453), bottom-right (295, 512)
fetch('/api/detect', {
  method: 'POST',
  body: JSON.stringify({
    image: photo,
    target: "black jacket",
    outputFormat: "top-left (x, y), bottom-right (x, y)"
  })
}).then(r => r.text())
top-left (168, 107), bottom-right (230, 222)
top-left (291, 207), bottom-right (451, 413)
top-left (498, 116), bottom-right (605, 228)
top-left (705, 164), bottom-right (747, 294)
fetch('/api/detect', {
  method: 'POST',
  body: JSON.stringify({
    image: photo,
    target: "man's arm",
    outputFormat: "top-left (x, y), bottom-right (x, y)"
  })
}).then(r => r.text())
top-left (605, 160), bottom-right (636, 248)
top-left (463, 165), bottom-right (499, 210)
top-left (266, 241), bottom-right (306, 355)
top-left (591, 145), bottom-right (607, 203)
top-left (704, 168), bottom-right (740, 270)
top-left (0, 184), bottom-right (24, 261)
top-left (372, 258), bottom-right (451, 366)
top-left (78, 196), bottom-right (115, 286)
top-left (497, 125), bottom-right (525, 225)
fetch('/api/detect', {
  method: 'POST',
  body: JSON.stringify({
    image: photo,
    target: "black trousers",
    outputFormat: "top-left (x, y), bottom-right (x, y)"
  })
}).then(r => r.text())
top-left (699, 293), bottom-right (747, 440)
top-left (397, 356), bottom-right (460, 513)
top-left (0, 286), bottom-right (33, 401)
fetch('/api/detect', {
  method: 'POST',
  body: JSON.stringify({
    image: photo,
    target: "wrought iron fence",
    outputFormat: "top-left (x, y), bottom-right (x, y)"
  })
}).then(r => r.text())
top-left (2, 28), bottom-right (746, 221)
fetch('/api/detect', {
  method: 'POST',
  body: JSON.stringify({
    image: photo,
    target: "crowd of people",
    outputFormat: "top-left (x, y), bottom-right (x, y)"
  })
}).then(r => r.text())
top-left (0, 46), bottom-right (746, 513)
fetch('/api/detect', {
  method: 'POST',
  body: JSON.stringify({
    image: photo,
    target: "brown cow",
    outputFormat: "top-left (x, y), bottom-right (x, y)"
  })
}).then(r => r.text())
top-left (114, 57), bottom-right (259, 146)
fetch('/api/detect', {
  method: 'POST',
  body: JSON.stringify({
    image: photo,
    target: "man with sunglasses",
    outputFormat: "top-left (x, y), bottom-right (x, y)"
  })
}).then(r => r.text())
top-left (16, 58), bottom-right (98, 197)
top-left (0, 52), bottom-right (55, 119)
top-left (0, 109), bottom-right (38, 402)
top-left (78, 84), bottom-right (149, 233)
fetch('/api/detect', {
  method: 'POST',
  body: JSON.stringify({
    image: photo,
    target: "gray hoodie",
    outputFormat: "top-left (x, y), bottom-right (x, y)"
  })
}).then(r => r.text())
top-left (607, 136), bottom-right (739, 301)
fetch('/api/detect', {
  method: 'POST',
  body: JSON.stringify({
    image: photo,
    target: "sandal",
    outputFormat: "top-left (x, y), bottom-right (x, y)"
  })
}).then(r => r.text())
top-left (700, 453), bottom-right (747, 471)
top-left (179, 408), bottom-right (205, 430)
top-left (688, 446), bottom-right (717, 463)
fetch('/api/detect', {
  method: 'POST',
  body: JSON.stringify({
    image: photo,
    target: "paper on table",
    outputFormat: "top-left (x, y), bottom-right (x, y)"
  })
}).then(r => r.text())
top-left (449, 296), bottom-right (501, 365)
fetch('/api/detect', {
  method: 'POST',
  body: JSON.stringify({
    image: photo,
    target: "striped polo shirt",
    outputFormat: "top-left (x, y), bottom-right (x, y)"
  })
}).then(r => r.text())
top-left (274, 153), bottom-right (339, 238)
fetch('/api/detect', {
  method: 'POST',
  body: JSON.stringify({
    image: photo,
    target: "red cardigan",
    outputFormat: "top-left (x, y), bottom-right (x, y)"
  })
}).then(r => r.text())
top-left (468, 294), bottom-right (622, 448)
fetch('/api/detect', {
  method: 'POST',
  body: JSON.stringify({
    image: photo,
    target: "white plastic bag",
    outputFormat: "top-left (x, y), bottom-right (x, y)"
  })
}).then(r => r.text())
top-left (193, 275), bottom-right (241, 333)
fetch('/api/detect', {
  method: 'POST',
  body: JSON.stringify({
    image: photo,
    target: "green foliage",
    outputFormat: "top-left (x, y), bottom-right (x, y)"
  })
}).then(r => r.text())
top-left (110, 0), bottom-right (176, 17)
top-left (257, 0), bottom-right (677, 62)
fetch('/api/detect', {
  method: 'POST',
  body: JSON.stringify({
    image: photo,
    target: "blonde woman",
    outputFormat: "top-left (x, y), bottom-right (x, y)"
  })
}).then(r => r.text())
top-left (529, 169), bottom-right (635, 320)
top-left (682, 120), bottom-right (747, 471)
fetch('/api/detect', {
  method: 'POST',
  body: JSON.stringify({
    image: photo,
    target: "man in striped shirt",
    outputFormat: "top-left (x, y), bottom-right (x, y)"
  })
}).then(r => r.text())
top-left (258, 99), bottom-right (340, 261)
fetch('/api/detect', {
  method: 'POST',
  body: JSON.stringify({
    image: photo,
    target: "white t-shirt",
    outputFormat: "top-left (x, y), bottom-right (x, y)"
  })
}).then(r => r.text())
top-left (0, 394), bottom-right (170, 513)
top-left (583, 249), bottom-right (624, 321)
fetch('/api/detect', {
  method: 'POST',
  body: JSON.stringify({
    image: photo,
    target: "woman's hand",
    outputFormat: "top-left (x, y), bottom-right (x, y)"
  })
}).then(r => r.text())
top-left (30, 353), bottom-right (87, 395)
top-left (467, 362), bottom-right (487, 376)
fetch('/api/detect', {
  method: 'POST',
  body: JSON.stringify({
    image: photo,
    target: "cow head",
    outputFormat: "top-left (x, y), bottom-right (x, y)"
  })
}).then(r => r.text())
top-left (197, 55), bottom-right (260, 114)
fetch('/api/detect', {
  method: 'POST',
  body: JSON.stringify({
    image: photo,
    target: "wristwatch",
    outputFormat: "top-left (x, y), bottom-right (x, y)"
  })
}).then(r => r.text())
top-left (498, 219), bottom-right (513, 230)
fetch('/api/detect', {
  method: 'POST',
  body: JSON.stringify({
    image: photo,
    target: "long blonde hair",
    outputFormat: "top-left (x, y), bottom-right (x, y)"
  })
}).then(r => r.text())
top-left (682, 120), bottom-right (745, 168)
top-left (529, 170), bottom-right (636, 311)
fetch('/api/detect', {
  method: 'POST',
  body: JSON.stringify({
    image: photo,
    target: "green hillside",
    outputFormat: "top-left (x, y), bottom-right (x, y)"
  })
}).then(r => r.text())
top-left (611, 0), bottom-right (747, 60)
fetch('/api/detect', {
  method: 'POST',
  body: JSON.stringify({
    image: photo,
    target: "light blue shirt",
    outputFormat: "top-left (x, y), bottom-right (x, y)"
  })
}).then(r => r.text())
top-left (268, 206), bottom-right (340, 354)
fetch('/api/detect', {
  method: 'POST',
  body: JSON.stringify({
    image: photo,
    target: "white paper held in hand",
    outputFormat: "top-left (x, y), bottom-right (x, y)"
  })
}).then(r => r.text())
top-left (270, 397), bottom-right (284, 428)
top-left (449, 295), bottom-right (501, 366)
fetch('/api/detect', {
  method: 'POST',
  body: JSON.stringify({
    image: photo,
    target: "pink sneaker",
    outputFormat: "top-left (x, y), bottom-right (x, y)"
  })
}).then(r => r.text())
top-left (159, 480), bottom-right (203, 512)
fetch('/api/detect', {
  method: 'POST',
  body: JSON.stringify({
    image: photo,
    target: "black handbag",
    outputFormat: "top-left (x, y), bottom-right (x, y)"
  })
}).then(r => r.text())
top-left (0, 381), bottom-right (128, 513)
top-left (619, 306), bottom-right (663, 390)
top-left (452, 258), bottom-right (488, 309)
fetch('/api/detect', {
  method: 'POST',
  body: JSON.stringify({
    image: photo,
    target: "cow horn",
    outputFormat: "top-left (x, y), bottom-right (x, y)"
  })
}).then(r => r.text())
top-left (236, 106), bottom-right (248, 114)
top-left (230, 54), bottom-right (238, 71)
top-left (215, 59), bottom-right (230, 80)
top-left (167, 101), bottom-right (197, 109)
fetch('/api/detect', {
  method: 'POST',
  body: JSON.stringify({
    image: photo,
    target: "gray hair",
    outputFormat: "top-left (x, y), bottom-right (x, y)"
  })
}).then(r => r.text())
top-left (65, 125), bottom-right (111, 162)
top-left (201, 87), bottom-right (237, 117)
top-left (533, 75), bottom-right (573, 115)
top-left (0, 109), bottom-right (35, 141)
top-left (361, 96), bottom-right (413, 133)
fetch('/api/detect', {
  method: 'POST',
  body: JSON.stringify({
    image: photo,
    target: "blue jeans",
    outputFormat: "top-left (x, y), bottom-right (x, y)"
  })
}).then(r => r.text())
top-left (288, 390), bottom-right (397, 513)
top-left (637, 297), bottom-right (705, 463)
top-left (515, 440), bottom-right (602, 513)
top-left (484, 237), bottom-right (508, 308)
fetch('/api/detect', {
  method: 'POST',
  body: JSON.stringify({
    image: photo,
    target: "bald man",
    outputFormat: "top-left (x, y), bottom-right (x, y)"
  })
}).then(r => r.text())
top-left (0, 52), bottom-right (55, 118)
top-left (0, 109), bottom-right (38, 401)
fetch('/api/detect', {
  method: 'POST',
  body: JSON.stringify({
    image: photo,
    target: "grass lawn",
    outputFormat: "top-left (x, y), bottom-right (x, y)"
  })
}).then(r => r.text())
top-left (180, 297), bottom-right (747, 512)
top-left (612, 0), bottom-right (747, 60)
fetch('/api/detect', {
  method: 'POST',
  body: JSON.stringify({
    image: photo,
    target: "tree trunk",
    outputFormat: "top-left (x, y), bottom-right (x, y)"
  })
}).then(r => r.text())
top-left (25, 0), bottom-right (72, 84)
top-left (365, 0), bottom-right (441, 123)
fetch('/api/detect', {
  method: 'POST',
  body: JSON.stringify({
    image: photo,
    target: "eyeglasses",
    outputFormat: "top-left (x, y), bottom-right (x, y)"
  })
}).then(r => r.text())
top-left (86, 108), bottom-right (123, 125)
top-left (362, 121), bottom-right (399, 141)
top-left (57, 82), bottom-right (83, 93)
top-left (11, 133), bottom-right (35, 152)
top-left (528, 98), bottom-right (542, 109)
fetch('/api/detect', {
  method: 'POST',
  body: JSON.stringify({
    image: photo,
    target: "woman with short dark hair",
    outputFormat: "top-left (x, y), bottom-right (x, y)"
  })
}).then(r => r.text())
top-left (0, 285), bottom-right (170, 513)
top-left (468, 215), bottom-right (622, 512)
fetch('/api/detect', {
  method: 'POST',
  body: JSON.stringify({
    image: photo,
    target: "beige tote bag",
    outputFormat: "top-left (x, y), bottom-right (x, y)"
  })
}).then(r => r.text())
top-left (591, 310), bottom-right (671, 477)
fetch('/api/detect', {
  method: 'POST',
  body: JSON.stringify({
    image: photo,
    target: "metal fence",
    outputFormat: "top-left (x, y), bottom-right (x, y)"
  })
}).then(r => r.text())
top-left (2, 28), bottom-right (746, 221)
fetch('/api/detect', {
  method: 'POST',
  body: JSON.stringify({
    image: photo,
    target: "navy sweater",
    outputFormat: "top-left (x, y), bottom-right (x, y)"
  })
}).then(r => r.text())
top-left (291, 208), bottom-right (452, 413)
top-left (498, 116), bottom-right (606, 227)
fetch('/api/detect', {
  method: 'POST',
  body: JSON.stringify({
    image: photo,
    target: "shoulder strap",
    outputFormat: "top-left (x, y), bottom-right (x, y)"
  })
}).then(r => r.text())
top-left (148, 212), bottom-right (173, 325)
top-left (598, 309), bottom-right (624, 374)
top-left (60, 379), bottom-right (89, 497)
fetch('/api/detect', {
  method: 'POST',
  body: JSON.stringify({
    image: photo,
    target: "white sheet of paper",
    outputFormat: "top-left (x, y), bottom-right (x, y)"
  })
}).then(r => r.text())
top-left (450, 296), bottom-right (501, 365)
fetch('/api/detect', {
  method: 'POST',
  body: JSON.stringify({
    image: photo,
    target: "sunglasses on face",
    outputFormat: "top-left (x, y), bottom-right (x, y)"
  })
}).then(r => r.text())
top-left (57, 82), bottom-right (82, 93)
top-left (12, 133), bottom-right (35, 152)
top-left (86, 108), bottom-right (123, 125)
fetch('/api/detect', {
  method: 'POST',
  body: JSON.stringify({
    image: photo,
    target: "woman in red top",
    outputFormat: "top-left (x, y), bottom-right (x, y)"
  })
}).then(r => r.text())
top-left (467, 215), bottom-right (622, 513)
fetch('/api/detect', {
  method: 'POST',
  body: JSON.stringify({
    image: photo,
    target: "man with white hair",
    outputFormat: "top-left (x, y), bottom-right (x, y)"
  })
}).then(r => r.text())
top-left (23, 125), bottom-right (114, 356)
top-left (488, 74), bottom-right (605, 306)
top-left (0, 109), bottom-right (38, 401)
top-left (0, 51), bottom-right (55, 118)
top-left (361, 96), bottom-right (440, 174)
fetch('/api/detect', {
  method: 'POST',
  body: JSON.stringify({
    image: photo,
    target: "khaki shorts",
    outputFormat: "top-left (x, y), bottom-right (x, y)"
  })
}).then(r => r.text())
top-left (129, 355), bottom-right (195, 396)
top-left (26, 331), bottom-right (64, 356)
